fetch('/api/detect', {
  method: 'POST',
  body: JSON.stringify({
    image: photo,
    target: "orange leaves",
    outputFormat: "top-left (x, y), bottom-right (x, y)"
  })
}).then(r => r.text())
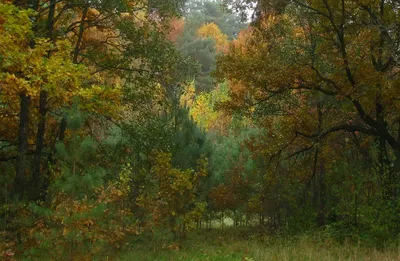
top-left (167, 17), bottom-right (185, 44)
top-left (209, 164), bottom-right (250, 212)
top-left (209, 185), bottom-right (235, 211)
top-left (0, 234), bottom-right (17, 261)
top-left (86, 7), bottom-right (100, 21)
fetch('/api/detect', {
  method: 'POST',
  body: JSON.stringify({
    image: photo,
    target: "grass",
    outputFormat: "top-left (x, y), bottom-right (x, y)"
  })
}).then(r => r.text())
top-left (117, 229), bottom-right (400, 261)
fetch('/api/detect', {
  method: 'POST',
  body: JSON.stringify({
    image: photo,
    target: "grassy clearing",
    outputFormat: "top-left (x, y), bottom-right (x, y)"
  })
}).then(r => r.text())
top-left (117, 229), bottom-right (400, 261)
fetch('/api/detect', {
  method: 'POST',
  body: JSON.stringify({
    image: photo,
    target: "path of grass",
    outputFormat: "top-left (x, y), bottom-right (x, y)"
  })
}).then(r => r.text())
top-left (117, 229), bottom-right (400, 261)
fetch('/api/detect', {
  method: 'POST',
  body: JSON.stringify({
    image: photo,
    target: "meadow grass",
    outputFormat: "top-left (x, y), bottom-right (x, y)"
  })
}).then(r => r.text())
top-left (117, 229), bottom-right (400, 261)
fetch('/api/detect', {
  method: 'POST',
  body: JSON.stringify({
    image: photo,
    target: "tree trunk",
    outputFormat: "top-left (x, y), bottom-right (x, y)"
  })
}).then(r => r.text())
top-left (317, 161), bottom-right (326, 227)
top-left (73, 6), bottom-right (89, 64)
top-left (32, 91), bottom-right (47, 198)
top-left (32, 0), bottom-right (56, 199)
top-left (12, 0), bottom-right (39, 200)
top-left (13, 94), bottom-right (30, 198)
top-left (316, 102), bottom-right (325, 226)
top-left (392, 150), bottom-right (400, 200)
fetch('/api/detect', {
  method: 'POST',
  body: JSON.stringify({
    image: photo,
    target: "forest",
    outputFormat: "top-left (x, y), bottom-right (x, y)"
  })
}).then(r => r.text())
top-left (1, 0), bottom-right (400, 260)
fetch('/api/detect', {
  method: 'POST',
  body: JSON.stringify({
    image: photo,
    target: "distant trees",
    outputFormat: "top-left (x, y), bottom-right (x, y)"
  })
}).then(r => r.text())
top-left (174, 0), bottom-right (246, 92)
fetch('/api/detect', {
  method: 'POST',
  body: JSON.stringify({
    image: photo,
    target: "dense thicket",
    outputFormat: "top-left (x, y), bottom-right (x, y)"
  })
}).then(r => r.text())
top-left (1, 0), bottom-right (400, 259)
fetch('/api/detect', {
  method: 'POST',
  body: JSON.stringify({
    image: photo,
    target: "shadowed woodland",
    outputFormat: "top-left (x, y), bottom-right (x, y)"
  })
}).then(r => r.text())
top-left (1, 0), bottom-right (400, 260)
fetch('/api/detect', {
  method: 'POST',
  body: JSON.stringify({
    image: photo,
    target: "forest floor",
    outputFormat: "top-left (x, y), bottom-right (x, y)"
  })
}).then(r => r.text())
top-left (117, 229), bottom-right (400, 261)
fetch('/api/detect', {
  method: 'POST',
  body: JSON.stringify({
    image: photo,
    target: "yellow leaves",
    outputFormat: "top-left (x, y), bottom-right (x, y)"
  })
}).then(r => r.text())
top-left (116, 163), bottom-right (133, 193)
top-left (196, 158), bottom-right (208, 178)
top-left (75, 84), bottom-right (122, 117)
top-left (97, 182), bottom-right (129, 204)
top-left (0, 3), bottom-right (32, 49)
top-left (190, 93), bottom-right (218, 130)
top-left (259, 13), bottom-right (280, 30)
top-left (87, 8), bottom-right (100, 20)
top-left (189, 84), bottom-right (232, 133)
top-left (1, 23), bottom-right (81, 99)
top-left (0, 3), bottom-right (123, 138)
top-left (62, 227), bottom-right (68, 236)
top-left (292, 26), bottom-right (305, 39)
top-left (197, 22), bottom-right (228, 52)
top-left (139, 152), bottom-right (208, 233)
top-left (0, 7), bottom-right (125, 167)
top-left (180, 82), bottom-right (195, 107)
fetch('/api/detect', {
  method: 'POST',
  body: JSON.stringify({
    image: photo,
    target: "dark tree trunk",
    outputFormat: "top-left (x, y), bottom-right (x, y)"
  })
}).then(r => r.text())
top-left (59, 117), bottom-right (68, 142)
top-left (392, 150), bottom-right (400, 200)
top-left (32, 0), bottom-right (56, 199)
top-left (73, 6), bottom-right (89, 64)
top-left (13, 94), bottom-right (31, 198)
top-left (32, 91), bottom-right (47, 198)
top-left (317, 161), bottom-right (326, 227)
top-left (11, 0), bottom-right (39, 199)
top-left (47, 117), bottom-right (67, 171)
top-left (316, 102), bottom-right (326, 227)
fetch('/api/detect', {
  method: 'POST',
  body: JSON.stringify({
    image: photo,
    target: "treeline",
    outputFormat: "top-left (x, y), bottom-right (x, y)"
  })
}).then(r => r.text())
top-left (1, 0), bottom-right (400, 260)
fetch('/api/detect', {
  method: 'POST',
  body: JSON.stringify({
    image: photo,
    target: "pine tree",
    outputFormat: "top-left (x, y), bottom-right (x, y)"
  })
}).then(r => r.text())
top-left (24, 107), bottom-right (137, 260)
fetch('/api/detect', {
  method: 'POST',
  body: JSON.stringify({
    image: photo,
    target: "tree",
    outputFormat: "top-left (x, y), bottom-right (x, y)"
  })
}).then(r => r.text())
top-left (23, 107), bottom-right (137, 260)
top-left (0, 3), bottom-right (121, 199)
top-left (197, 22), bottom-right (229, 52)
top-left (215, 0), bottom-right (400, 236)
top-left (0, 0), bottom-right (189, 200)
top-left (138, 152), bottom-right (207, 239)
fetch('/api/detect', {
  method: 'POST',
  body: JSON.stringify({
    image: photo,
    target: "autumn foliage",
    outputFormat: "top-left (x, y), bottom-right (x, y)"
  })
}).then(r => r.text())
top-left (138, 152), bottom-right (208, 238)
top-left (2, 0), bottom-right (400, 258)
